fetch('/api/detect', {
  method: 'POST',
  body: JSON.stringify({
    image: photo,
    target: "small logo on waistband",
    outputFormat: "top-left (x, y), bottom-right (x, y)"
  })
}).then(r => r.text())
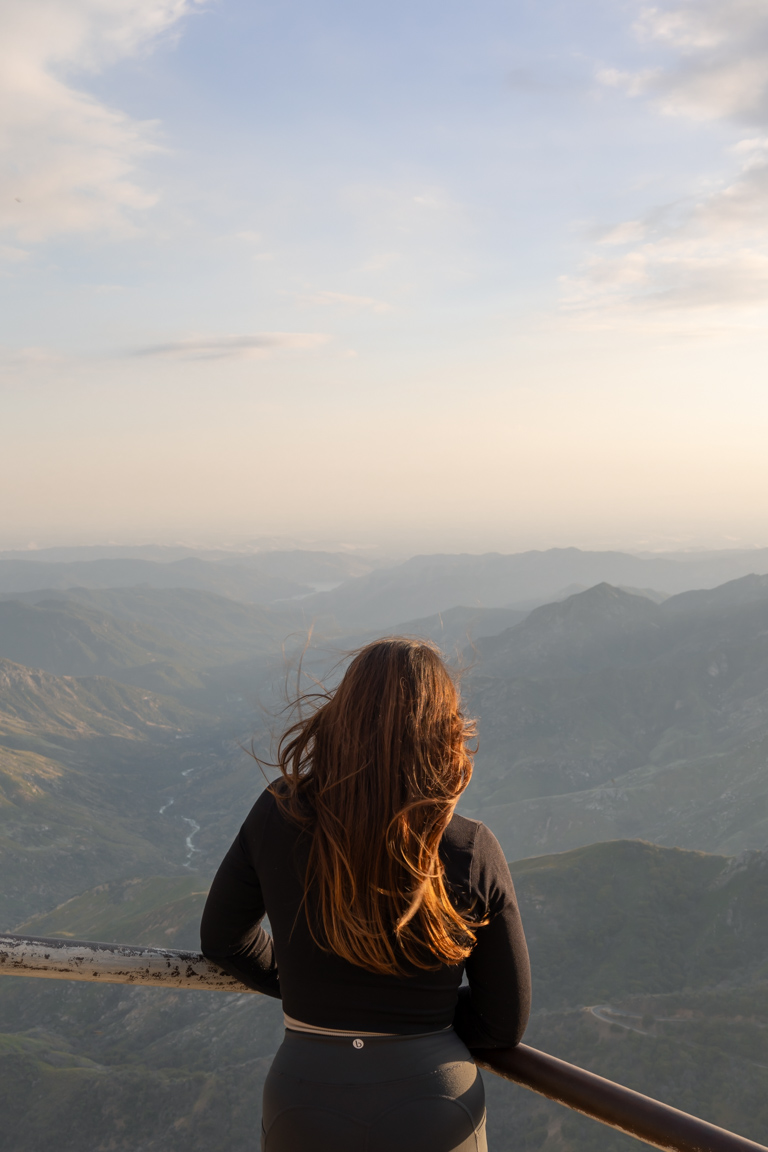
top-left (353, 1038), bottom-right (364, 1049)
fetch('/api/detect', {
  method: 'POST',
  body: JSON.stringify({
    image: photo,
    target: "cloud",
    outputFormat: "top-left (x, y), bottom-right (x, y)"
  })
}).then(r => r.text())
top-left (601, 2), bottom-right (768, 124)
top-left (295, 291), bottom-right (392, 314)
top-left (573, 4), bottom-right (768, 325)
top-left (563, 145), bottom-right (768, 322)
top-left (0, 1), bottom-right (202, 243)
top-left (132, 333), bottom-right (331, 360)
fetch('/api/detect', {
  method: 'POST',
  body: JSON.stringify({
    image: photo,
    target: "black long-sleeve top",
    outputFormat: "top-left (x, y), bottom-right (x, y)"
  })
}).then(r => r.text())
top-left (200, 786), bottom-right (531, 1048)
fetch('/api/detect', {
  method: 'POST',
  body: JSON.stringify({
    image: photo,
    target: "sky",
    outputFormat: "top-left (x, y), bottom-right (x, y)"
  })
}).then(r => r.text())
top-left (2, 0), bottom-right (768, 555)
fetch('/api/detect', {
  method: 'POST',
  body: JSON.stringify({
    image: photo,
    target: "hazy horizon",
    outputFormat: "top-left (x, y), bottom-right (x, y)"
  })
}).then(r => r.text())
top-left (3, 531), bottom-right (768, 562)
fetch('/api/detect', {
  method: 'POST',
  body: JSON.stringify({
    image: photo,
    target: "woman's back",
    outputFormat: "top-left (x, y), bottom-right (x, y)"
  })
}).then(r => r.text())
top-left (201, 784), bottom-right (530, 1045)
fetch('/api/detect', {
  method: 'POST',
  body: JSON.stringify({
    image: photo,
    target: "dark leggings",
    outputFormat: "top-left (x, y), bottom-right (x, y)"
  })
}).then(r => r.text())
top-left (261, 1027), bottom-right (487, 1152)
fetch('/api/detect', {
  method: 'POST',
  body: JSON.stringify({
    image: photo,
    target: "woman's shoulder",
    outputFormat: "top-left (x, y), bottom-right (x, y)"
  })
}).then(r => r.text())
top-left (238, 779), bottom-right (309, 860)
top-left (241, 779), bottom-right (294, 835)
top-left (443, 811), bottom-right (482, 852)
top-left (443, 814), bottom-right (511, 891)
top-left (440, 812), bottom-right (495, 877)
top-left (443, 812), bottom-right (502, 853)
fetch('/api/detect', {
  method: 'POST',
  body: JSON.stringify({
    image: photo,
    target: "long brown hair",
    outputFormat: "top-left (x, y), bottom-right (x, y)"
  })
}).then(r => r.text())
top-left (270, 637), bottom-right (480, 975)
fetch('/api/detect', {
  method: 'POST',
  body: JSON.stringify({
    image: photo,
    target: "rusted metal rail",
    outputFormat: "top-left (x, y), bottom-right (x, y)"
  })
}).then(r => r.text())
top-left (0, 932), bottom-right (251, 991)
top-left (2, 933), bottom-right (767, 1152)
top-left (472, 1045), bottom-right (768, 1152)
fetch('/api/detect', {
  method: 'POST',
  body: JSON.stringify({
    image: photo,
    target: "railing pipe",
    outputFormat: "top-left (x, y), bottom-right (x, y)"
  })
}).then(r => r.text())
top-left (0, 932), bottom-right (251, 992)
top-left (1, 934), bottom-right (766, 1152)
top-left (472, 1045), bottom-right (768, 1152)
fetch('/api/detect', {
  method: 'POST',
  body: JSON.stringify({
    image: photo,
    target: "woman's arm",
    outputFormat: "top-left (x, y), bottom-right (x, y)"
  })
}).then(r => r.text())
top-left (199, 792), bottom-right (281, 998)
top-left (453, 823), bottom-right (531, 1049)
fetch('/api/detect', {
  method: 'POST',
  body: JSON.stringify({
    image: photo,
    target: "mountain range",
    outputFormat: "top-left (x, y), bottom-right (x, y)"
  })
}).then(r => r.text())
top-left (3, 545), bottom-right (768, 625)
top-left (0, 557), bottom-right (308, 602)
top-left (462, 575), bottom-right (768, 861)
top-left (302, 547), bottom-right (768, 627)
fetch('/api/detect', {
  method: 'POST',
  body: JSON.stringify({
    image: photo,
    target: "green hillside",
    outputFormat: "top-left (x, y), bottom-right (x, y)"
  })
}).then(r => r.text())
top-left (0, 658), bottom-right (201, 748)
top-left (21, 586), bottom-right (303, 659)
top-left (0, 660), bottom-right (222, 925)
top-left (0, 598), bottom-right (203, 678)
top-left (0, 743), bottom-right (193, 923)
top-left (0, 593), bottom-right (316, 702)
top-left (14, 876), bottom-right (208, 949)
top-left (511, 840), bottom-right (768, 1006)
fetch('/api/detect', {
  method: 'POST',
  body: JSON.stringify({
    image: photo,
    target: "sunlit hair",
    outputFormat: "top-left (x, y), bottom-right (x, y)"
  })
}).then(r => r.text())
top-left (269, 637), bottom-right (481, 975)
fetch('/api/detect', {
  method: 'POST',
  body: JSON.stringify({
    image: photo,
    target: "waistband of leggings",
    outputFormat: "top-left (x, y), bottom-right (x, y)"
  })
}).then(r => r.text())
top-left (282, 1024), bottom-right (453, 1045)
top-left (272, 1025), bottom-right (474, 1085)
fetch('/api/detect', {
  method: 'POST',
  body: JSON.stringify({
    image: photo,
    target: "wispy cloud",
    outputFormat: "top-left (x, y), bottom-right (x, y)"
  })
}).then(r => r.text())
top-left (563, 143), bottom-right (768, 323)
top-left (574, 3), bottom-right (768, 326)
top-left (0, 1), bottom-right (202, 243)
top-left (599, 2), bottom-right (768, 124)
top-left (295, 290), bottom-right (392, 314)
top-left (132, 333), bottom-right (331, 360)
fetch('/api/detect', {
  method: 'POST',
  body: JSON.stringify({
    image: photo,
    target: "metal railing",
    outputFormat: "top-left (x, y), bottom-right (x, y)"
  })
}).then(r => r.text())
top-left (2, 932), bottom-right (766, 1152)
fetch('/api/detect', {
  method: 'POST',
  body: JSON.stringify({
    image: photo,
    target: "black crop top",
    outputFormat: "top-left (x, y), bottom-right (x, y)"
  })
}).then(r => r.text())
top-left (200, 786), bottom-right (531, 1048)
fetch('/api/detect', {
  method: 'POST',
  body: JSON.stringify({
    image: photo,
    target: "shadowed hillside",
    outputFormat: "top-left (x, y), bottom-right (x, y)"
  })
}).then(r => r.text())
top-left (0, 592), bottom-right (307, 697)
top-left (0, 598), bottom-right (201, 679)
top-left (462, 576), bottom-right (768, 860)
top-left (4, 586), bottom-right (312, 656)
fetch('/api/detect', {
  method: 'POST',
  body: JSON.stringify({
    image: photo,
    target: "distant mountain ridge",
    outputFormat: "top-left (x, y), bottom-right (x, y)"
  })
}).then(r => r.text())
top-left (301, 547), bottom-right (768, 627)
top-left (6, 546), bottom-right (768, 626)
top-left (476, 583), bottom-right (661, 678)
top-left (473, 572), bottom-right (768, 681)
top-left (0, 557), bottom-right (308, 602)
